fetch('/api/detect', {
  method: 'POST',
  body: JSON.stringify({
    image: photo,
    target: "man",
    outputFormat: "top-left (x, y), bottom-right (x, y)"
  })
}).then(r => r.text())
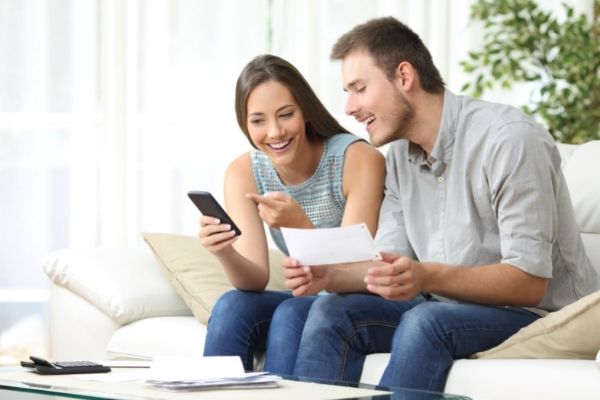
top-left (280, 16), bottom-right (598, 391)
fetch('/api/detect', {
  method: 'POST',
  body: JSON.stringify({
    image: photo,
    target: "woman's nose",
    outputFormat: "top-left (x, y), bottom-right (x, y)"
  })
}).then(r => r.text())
top-left (267, 121), bottom-right (284, 138)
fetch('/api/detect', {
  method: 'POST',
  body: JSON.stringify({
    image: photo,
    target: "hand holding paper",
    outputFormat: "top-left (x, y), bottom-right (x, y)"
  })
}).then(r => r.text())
top-left (281, 223), bottom-right (381, 266)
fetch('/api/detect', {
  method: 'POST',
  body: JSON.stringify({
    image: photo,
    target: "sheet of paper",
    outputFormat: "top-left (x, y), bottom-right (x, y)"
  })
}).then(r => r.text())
top-left (146, 356), bottom-right (246, 381)
top-left (281, 223), bottom-right (381, 265)
top-left (144, 357), bottom-right (282, 391)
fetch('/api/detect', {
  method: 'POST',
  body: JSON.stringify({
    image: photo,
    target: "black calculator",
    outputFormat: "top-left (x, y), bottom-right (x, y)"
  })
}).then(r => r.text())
top-left (21, 356), bottom-right (111, 375)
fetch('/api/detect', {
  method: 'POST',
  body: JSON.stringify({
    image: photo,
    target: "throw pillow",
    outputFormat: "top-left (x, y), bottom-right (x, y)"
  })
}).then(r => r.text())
top-left (472, 289), bottom-right (600, 359)
top-left (142, 232), bottom-right (287, 325)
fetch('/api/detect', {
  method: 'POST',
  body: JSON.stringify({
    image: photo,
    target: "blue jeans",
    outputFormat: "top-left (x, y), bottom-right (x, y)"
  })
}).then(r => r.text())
top-left (292, 293), bottom-right (540, 391)
top-left (203, 289), bottom-right (317, 373)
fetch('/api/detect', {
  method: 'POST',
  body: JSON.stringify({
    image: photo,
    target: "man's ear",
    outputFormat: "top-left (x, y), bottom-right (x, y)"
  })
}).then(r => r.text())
top-left (395, 61), bottom-right (414, 89)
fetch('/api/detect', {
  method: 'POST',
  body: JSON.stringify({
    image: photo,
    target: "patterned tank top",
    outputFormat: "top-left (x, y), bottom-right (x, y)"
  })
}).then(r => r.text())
top-left (251, 133), bottom-right (363, 254)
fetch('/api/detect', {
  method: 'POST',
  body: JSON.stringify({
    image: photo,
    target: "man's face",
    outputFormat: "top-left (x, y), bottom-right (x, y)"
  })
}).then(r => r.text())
top-left (342, 50), bottom-right (414, 147)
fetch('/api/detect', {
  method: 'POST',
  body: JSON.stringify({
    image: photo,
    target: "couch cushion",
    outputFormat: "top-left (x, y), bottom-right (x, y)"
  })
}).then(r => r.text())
top-left (472, 290), bottom-right (600, 359)
top-left (445, 358), bottom-right (600, 400)
top-left (106, 316), bottom-right (206, 360)
top-left (142, 233), bottom-right (287, 324)
top-left (563, 140), bottom-right (600, 234)
top-left (43, 248), bottom-right (192, 325)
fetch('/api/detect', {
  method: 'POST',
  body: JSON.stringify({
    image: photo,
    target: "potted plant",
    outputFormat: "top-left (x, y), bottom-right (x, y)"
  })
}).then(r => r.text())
top-left (461, 0), bottom-right (600, 143)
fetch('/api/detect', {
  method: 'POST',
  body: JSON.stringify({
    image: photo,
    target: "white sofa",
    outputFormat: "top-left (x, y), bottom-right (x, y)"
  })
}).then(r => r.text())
top-left (44, 141), bottom-right (600, 400)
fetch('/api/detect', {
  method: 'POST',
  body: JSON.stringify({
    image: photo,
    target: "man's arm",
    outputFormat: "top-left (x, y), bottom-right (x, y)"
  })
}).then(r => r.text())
top-left (367, 121), bottom-right (558, 307)
top-left (365, 254), bottom-right (548, 307)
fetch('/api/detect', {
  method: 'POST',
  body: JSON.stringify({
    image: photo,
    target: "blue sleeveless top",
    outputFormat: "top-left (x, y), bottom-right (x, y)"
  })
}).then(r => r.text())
top-left (251, 133), bottom-right (363, 254)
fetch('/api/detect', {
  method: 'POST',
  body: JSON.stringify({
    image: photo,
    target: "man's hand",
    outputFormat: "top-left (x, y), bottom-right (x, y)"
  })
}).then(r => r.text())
top-left (364, 252), bottom-right (427, 300)
top-left (246, 192), bottom-right (312, 228)
top-left (283, 257), bottom-right (329, 296)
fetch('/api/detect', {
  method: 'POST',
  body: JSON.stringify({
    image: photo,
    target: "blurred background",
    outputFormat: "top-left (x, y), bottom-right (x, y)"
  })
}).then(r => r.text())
top-left (0, 0), bottom-right (596, 364)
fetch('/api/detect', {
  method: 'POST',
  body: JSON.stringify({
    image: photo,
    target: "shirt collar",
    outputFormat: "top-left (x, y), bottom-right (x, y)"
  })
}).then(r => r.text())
top-left (407, 89), bottom-right (460, 177)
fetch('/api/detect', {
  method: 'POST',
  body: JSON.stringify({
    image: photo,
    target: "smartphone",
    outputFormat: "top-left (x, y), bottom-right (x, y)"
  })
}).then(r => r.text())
top-left (187, 191), bottom-right (241, 236)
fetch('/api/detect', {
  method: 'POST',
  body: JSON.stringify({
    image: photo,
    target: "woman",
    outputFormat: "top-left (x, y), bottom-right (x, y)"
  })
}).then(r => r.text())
top-left (200, 54), bottom-right (385, 374)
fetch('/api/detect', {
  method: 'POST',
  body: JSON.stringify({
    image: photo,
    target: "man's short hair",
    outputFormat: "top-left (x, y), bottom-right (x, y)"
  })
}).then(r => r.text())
top-left (331, 16), bottom-right (445, 94)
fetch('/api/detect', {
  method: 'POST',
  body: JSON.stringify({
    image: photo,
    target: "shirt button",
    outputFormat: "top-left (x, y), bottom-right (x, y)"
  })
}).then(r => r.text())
top-left (437, 177), bottom-right (444, 183)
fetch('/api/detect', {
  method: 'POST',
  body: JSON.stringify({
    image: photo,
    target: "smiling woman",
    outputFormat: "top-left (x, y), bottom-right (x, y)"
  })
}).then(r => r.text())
top-left (200, 54), bottom-right (386, 373)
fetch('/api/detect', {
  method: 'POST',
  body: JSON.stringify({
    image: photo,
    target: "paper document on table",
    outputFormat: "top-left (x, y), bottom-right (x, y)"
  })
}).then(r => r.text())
top-left (145, 356), bottom-right (281, 391)
top-left (147, 356), bottom-right (245, 381)
top-left (281, 223), bottom-right (381, 265)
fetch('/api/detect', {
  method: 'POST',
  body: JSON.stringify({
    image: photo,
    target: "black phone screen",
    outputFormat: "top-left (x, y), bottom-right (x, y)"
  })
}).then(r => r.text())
top-left (187, 191), bottom-right (241, 236)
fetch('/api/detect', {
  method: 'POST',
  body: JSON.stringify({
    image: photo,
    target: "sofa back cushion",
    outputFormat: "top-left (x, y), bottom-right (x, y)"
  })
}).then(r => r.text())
top-left (561, 141), bottom-right (600, 236)
top-left (143, 232), bottom-right (287, 324)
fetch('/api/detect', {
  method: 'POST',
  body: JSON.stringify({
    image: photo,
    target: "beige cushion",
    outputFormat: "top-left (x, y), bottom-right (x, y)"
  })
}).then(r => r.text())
top-left (472, 290), bottom-right (600, 359)
top-left (142, 232), bottom-right (287, 325)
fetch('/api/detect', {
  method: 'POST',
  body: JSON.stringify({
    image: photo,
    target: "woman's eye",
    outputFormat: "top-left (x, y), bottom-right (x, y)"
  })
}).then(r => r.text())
top-left (280, 112), bottom-right (294, 118)
top-left (250, 119), bottom-right (264, 124)
top-left (357, 87), bottom-right (366, 93)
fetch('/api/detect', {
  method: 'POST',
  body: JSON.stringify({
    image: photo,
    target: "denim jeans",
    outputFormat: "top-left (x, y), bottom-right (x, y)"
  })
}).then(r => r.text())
top-left (203, 289), bottom-right (317, 374)
top-left (292, 293), bottom-right (540, 392)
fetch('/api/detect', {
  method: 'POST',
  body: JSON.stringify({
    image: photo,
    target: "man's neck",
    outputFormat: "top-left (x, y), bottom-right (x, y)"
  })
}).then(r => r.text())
top-left (406, 90), bottom-right (444, 155)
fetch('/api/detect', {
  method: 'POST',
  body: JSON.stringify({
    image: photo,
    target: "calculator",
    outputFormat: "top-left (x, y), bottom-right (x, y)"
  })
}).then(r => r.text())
top-left (21, 356), bottom-right (111, 375)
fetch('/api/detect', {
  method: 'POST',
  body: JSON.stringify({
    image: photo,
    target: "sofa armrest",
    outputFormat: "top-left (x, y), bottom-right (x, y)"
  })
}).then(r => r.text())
top-left (43, 247), bottom-right (192, 326)
top-left (49, 284), bottom-right (120, 360)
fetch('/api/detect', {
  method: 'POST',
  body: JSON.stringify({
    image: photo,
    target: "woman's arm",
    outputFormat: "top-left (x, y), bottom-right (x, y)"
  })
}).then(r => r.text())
top-left (283, 142), bottom-right (386, 296)
top-left (340, 141), bottom-right (386, 235)
top-left (200, 153), bottom-right (271, 291)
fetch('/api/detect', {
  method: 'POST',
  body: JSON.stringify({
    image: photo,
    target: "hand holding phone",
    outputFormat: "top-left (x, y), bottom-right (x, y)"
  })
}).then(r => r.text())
top-left (188, 191), bottom-right (241, 236)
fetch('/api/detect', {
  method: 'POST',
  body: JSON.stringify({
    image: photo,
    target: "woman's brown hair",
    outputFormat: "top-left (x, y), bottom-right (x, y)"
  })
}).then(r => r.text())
top-left (235, 54), bottom-right (348, 148)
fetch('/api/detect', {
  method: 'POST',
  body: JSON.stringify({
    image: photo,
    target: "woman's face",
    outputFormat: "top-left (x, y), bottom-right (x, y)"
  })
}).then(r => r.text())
top-left (246, 80), bottom-right (308, 168)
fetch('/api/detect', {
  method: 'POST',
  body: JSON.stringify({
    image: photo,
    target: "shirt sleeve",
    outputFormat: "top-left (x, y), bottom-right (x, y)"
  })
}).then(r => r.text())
top-left (485, 120), bottom-right (562, 278)
top-left (375, 150), bottom-right (416, 258)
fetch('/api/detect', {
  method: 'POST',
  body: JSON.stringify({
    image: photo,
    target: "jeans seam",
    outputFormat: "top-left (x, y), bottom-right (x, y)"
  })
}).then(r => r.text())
top-left (338, 320), bottom-right (399, 382)
top-left (244, 318), bottom-right (272, 370)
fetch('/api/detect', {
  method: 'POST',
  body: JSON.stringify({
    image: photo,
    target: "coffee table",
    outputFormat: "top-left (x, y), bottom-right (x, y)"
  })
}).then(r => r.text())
top-left (0, 368), bottom-right (472, 399)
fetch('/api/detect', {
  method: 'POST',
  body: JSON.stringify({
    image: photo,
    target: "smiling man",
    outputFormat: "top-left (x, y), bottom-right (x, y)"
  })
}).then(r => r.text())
top-left (278, 17), bottom-right (598, 391)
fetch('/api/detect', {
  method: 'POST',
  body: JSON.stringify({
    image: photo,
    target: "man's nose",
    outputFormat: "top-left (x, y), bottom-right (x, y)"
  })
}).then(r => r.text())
top-left (345, 95), bottom-right (358, 116)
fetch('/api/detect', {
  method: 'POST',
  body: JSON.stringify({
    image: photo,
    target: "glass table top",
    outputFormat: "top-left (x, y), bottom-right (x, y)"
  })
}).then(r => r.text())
top-left (0, 367), bottom-right (472, 400)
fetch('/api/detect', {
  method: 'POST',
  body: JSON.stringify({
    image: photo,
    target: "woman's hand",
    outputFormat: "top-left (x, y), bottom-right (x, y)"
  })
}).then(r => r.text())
top-left (198, 215), bottom-right (238, 257)
top-left (283, 257), bottom-right (329, 296)
top-left (245, 192), bottom-right (312, 228)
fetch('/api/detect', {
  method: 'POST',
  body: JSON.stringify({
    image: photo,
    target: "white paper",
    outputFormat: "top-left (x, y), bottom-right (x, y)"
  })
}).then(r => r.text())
top-left (281, 223), bottom-right (381, 265)
top-left (146, 356), bottom-right (246, 382)
top-left (144, 356), bottom-right (282, 391)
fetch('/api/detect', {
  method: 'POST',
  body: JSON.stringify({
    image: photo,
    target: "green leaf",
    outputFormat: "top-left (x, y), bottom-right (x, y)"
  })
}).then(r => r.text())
top-left (460, 0), bottom-right (600, 143)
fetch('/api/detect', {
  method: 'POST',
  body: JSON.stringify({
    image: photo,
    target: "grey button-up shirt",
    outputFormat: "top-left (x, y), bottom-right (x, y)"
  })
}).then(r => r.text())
top-left (375, 89), bottom-right (597, 313)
